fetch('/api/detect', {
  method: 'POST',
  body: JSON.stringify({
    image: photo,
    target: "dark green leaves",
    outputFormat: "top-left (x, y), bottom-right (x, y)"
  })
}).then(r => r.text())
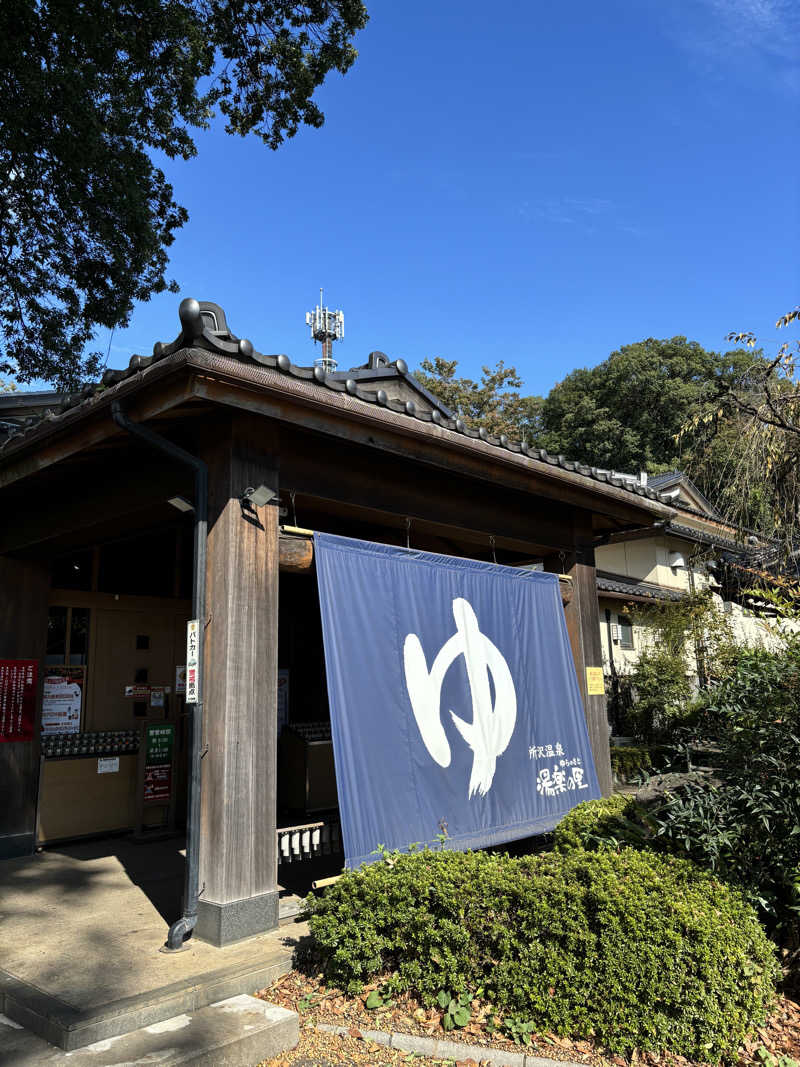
top-left (306, 847), bottom-right (778, 1060)
top-left (0, 0), bottom-right (367, 387)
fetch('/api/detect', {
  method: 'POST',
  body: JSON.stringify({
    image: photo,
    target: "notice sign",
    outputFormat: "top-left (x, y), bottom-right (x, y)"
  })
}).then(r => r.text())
top-left (0, 660), bottom-right (37, 742)
top-left (585, 667), bottom-right (605, 696)
top-left (144, 722), bottom-right (174, 803)
top-left (186, 620), bottom-right (199, 704)
top-left (175, 665), bottom-right (186, 696)
top-left (98, 757), bottom-right (119, 774)
top-left (42, 668), bottom-right (83, 735)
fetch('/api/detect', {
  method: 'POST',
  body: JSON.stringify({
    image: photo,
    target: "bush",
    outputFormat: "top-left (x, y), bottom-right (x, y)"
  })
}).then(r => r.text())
top-left (308, 848), bottom-right (778, 1060)
top-left (643, 643), bottom-right (800, 930)
top-left (552, 793), bottom-right (643, 852)
top-left (609, 745), bottom-right (652, 781)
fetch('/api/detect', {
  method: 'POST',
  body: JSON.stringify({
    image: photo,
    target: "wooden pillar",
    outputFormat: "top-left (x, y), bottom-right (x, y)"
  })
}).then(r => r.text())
top-left (196, 415), bottom-right (280, 946)
top-left (0, 556), bottom-right (49, 858)
top-left (546, 539), bottom-right (613, 797)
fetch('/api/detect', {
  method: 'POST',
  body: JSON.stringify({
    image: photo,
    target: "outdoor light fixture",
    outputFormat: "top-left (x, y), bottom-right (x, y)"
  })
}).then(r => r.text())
top-left (167, 495), bottom-right (194, 513)
top-left (241, 485), bottom-right (277, 508)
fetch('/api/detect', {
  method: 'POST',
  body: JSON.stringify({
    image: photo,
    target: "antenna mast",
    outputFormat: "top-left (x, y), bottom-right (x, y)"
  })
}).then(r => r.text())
top-left (305, 288), bottom-right (344, 373)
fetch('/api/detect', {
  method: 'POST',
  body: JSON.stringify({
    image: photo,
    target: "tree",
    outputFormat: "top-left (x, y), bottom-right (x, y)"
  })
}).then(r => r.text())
top-left (414, 357), bottom-right (544, 440)
top-left (681, 309), bottom-right (800, 553)
top-left (0, 0), bottom-right (368, 388)
top-left (537, 337), bottom-right (758, 474)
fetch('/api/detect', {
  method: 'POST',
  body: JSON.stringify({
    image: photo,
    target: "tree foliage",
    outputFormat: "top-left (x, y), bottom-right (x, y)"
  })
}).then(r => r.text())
top-left (538, 337), bottom-right (758, 473)
top-left (413, 357), bottom-right (543, 440)
top-left (0, 0), bottom-right (368, 388)
top-left (680, 311), bottom-right (800, 551)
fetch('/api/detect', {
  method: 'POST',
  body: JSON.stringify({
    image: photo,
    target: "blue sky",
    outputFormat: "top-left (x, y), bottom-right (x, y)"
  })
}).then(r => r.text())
top-left (100, 0), bottom-right (799, 398)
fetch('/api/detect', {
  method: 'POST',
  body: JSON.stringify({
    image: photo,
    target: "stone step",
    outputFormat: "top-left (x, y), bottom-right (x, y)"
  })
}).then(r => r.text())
top-left (0, 941), bottom-right (296, 1051)
top-left (0, 995), bottom-right (298, 1066)
top-left (279, 892), bottom-right (308, 926)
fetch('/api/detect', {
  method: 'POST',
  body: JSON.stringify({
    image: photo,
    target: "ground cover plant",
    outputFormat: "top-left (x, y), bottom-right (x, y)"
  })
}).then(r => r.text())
top-left (306, 847), bottom-right (778, 1061)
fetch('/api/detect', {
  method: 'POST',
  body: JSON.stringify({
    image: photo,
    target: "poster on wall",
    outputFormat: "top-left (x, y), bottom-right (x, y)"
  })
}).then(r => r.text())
top-left (42, 668), bottom-right (83, 735)
top-left (0, 660), bottom-right (37, 742)
top-left (143, 723), bottom-right (174, 803)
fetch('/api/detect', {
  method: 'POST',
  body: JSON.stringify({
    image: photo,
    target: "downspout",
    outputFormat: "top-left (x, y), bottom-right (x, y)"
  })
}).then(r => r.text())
top-left (111, 401), bottom-right (207, 951)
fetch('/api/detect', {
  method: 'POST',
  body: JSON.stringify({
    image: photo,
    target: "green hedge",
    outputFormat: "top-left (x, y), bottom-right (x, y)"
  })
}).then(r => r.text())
top-left (308, 848), bottom-right (777, 1060)
top-left (552, 793), bottom-right (644, 852)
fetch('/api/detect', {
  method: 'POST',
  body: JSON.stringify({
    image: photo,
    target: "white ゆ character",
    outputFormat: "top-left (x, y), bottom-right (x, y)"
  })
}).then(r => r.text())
top-left (403, 597), bottom-right (517, 798)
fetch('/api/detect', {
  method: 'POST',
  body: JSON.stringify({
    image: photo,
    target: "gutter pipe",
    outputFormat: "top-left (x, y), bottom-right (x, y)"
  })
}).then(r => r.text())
top-left (111, 401), bottom-right (207, 951)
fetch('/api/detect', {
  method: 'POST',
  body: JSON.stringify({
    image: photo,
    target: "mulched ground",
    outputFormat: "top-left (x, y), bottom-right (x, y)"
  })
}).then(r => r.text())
top-left (259, 1026), bottom-right (478, 1066)
top-left (256, 968), bottom-right (800, 1067)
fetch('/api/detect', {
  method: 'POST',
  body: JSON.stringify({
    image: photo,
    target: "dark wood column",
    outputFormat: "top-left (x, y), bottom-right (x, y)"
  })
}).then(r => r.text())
top-left (546, 539), bottom-right (613, 797)
top-left (196, 415), bottom-right (280, 946)
top-left (0, 556), bottom-right (49, 857)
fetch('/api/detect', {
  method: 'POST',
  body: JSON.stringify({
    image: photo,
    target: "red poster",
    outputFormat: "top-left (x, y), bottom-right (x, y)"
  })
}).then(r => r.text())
top-left (0, 660), bottom-right (38, 742)
top-left (144, 765), bottom-right (172, 803)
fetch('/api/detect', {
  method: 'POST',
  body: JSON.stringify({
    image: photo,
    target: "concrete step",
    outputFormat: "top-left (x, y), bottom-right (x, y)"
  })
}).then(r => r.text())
top-left (279, 892), bottom-right (308, 926)
top-left (0, 995), bottom-right (298, 1066)
top-left (0, 938), bottom-right (297, 1051)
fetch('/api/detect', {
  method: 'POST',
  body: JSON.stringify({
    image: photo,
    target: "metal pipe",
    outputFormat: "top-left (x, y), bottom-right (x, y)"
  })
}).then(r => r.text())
top-left (110, 401), bottom-right (207, 951)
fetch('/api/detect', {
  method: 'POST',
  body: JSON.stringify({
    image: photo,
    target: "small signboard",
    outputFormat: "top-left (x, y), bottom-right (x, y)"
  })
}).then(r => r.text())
top-left (186, 620), bottom-right (199, 704)
top-left (125, 684), bottom-right (151, 699)
top-left (98, 757), bottom-right (119, 774)
top-left (0, 660), bottom-right (37, 742)
top-left (42, 668), bottom-right (83, 735)
top-left (175, 665), bottom-right (186, 696)
top-left (585, 667), bottom-right (605, 696)
top-left (143, 723), bottom-right (174, 803)
top-left (149, 686), bottom-right (165, 708)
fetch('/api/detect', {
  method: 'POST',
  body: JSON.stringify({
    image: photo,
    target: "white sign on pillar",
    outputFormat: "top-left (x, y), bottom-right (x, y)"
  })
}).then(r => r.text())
top-left (186, 619), bottom-right (199, 704)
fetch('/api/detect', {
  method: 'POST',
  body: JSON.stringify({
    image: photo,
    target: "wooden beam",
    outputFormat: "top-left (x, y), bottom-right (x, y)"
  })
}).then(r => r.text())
top-left (279, 531), bottom-right (575, 612)
top-left (190, 370), bottom-right (674, 527)
top-left (0, 366), bottom-right (194, 490)
top-left (279, 533), bottom-right (314, 573)
top-left (546, 537), bottom-right (613, 797)
top-left (196, 414), bottom-right (280, 945)
top-left (0, 459), bottom-right (191, 555)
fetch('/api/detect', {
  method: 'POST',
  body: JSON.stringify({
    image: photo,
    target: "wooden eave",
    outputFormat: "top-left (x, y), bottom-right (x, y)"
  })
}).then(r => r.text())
top-left (0, 348), bottom-right (676, 529)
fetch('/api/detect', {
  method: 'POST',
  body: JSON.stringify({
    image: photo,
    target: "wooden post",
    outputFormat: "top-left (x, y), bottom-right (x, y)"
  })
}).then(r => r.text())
top-left (0, 556), bottom-right (49, 857)
top-left (546, 540), bottom-right (613, 797)
top-left (196, 415), bottom-right (280, 946)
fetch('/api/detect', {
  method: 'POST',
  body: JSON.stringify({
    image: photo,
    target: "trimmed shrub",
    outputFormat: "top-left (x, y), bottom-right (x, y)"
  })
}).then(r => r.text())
top-left (552, 793), bottom-right (646, 852)
top-left (308, 848), bottom-right (778, 1060)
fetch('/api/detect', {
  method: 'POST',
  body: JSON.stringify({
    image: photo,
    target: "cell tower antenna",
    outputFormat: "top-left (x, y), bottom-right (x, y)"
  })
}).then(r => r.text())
top-left (305, 289), bottom-right (344, 373)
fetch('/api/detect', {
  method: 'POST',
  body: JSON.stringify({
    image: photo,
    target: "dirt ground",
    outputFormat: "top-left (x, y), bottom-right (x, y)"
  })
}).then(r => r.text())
top-left (260, 1024), bottom-right (484, 1066)
top-left (257, 968), bottom-right (800, 1067)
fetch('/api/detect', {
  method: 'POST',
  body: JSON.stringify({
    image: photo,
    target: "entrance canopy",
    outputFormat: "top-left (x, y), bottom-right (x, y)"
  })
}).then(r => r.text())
top-left (315, 533), bottom-right (601, 867)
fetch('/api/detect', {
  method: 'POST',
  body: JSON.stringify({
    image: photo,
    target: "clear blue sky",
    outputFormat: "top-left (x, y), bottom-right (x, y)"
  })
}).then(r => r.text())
top-left (101, 0), bottom-right (799, 397)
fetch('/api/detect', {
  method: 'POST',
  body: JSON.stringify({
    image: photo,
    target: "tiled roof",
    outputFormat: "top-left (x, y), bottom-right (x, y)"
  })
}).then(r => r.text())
top-left (596, 573), bottom-right (684, 602)
top-left (0, 299), bottom-right (676, 508)
top-left (666, 521), bottom-right (747, 554)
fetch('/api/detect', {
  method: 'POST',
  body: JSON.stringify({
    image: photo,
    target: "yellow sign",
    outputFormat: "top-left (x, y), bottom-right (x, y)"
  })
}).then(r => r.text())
top-left (585, 667), bottom-right (605, 696)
